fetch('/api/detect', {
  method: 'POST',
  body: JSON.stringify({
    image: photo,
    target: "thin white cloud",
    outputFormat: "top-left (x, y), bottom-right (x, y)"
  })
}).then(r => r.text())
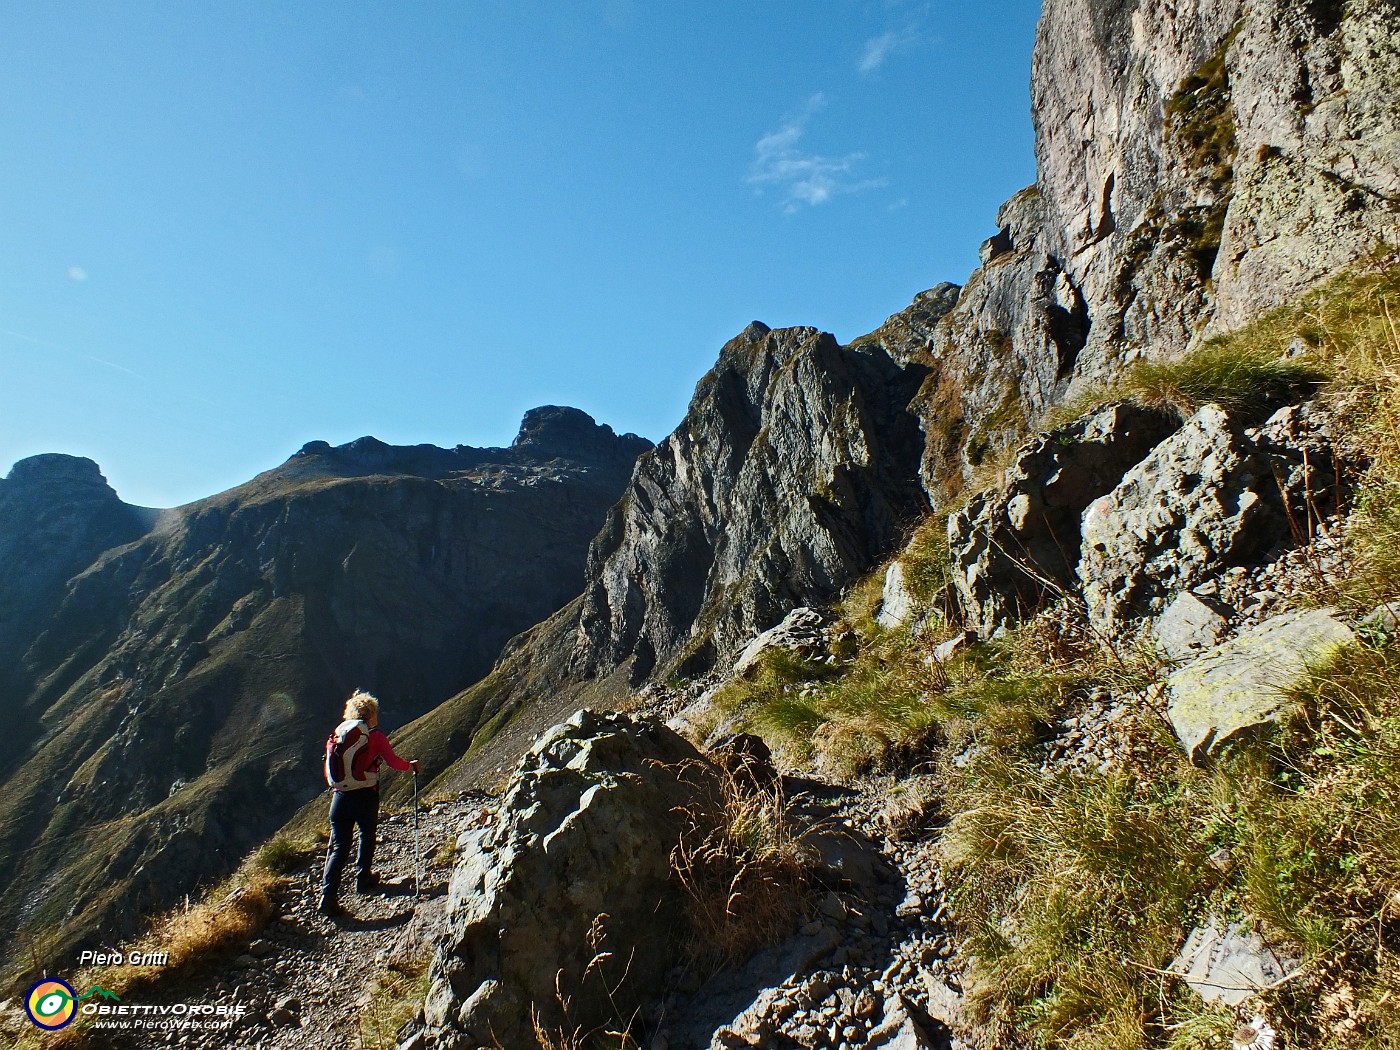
top-left (67, 266), bottom-right (88, 282)
top-left (0, 325), bottom-right (144, 380)
top-left (747, 94), bottom-right (886, 213)
top-left (859, 31), bottom-right (900, 74)
top-left (83, 355), bottom-right (143, 379)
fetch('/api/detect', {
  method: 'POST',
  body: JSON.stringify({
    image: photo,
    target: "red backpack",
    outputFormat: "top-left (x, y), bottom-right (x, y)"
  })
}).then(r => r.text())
top-left (324, 719), bottom-right (377, 789)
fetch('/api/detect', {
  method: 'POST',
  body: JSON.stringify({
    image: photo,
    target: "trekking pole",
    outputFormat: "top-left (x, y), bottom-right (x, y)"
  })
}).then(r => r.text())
top-left (412, 770), bottom-right (421, 900)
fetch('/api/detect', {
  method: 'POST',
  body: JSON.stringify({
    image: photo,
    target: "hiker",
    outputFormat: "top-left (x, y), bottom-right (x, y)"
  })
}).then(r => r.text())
top-left (319, 690), bottom-right (420, 915)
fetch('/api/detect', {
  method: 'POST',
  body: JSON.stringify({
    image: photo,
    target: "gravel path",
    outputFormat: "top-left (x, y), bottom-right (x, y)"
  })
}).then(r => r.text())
top-left (89, 794), bottom-right (486, 1050)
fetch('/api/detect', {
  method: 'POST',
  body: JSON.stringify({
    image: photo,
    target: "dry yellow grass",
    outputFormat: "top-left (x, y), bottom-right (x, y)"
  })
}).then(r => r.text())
top-left (7, 832), bottom-right (319, 1049)
top-left (669, 762), bottom-right (819, 974)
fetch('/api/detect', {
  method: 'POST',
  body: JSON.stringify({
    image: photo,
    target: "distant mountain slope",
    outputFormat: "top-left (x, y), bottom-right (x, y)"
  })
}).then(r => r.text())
top-left (0, 454), bottom-right (155, 716)
top-left (0, 406), bottom-right (649, 977)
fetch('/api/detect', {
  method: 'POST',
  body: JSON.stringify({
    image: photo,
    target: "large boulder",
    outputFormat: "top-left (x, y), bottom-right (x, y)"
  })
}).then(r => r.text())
top-left (408, 710), bottom-right (720, 1050)
top-left (732, 607), bottom-right (831, 678)
top-left (947, 402), bottom-right (1178, 632)
top-left (1079, 405), bottom-right (1287, 630)
top-left (1167, 607), bottom-right (1356, 761)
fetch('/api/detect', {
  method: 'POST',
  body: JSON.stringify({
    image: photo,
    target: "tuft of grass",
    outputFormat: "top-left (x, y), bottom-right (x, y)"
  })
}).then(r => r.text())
top-left (1327, 267), bottom-right (1400, 608)
top-left (254, 833), bottom-right (317, 875)
top-left (901, 513), bottom-right (954, 613)
top-left (670, 763), bottom-right (819, 974)
top-left (1050, 256), bottom-right (1400, 438)
top-left (1123, 339), bottom-right (1328, 417)
top-left (88, 881), bottom-right (276, 1000)
top-left (714, 624), bottom-right (946, 775)
top-left (713, 529), bottom-right (1141, 776)
top-left (358, 949), bottom-right (434, 1050)
top-left (1251, 642), bottom-right (1400, 944)
top-left (940, 745), bottom-right (1210, 1045)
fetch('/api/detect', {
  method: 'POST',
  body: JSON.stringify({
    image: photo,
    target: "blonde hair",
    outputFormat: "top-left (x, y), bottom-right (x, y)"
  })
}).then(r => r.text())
top-left (344, 690), bottom-right (379, 723)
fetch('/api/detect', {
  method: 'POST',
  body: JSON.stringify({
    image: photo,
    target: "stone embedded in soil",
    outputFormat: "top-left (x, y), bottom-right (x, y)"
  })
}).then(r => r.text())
top-left (1155, 591), bottom-right (1232, 661)
top-left (1167, 607), bottom-right (1357, 761)
top-left (1080, 406), bottom-right (1286, 630)
top-left (1170, 922), bottom-right (1299, 1008)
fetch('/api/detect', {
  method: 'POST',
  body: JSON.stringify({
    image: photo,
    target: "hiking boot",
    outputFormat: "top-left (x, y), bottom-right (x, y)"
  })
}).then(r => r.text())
top-left (355, 873), bottom-right (380, 895)
top-left (317, 892), bottom-right (345, 916)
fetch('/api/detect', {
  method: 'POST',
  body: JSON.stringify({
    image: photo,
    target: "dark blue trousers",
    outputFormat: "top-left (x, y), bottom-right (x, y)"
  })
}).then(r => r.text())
top-left (321, 787), bottom-right (379, 898)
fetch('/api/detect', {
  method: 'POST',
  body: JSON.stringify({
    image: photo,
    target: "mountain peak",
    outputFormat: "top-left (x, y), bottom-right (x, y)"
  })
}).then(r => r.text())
top-left (737, 321), bottom-right (771, 343)
top-left (512, 406), bottom-right (651, 462)
top-left (4, 453), bottom-right (114, 494)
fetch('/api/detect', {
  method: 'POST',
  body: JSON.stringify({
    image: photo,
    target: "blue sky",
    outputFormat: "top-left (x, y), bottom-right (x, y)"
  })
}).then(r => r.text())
top-left (1, 1), bottom-right (1042, 508)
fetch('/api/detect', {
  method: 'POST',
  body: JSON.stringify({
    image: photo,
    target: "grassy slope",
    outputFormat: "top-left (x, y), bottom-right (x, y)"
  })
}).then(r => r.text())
top-left (714, 258), bottom-right (1400, 1048)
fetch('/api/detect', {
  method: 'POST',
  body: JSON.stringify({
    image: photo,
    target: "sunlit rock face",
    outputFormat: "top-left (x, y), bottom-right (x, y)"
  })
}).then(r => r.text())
top-left (575, 322), bottom-right (930, 683)
top-left (1032, 0), bottom-right (1400, 384)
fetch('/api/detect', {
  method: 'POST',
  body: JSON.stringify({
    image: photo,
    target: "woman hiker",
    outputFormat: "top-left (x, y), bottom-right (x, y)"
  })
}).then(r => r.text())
top-left (319, 690), bottom-right (420, 915)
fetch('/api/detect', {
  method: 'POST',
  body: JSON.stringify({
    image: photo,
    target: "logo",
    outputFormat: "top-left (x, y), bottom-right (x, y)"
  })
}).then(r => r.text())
top-left (23, 979), bottom-right (121, 1030)
top-left (25, 979), bottom-right (77, 1030)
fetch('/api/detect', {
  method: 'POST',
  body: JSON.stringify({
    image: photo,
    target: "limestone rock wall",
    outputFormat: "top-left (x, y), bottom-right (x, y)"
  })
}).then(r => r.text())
top-left (1031, 0), bottom-right (1400, 387)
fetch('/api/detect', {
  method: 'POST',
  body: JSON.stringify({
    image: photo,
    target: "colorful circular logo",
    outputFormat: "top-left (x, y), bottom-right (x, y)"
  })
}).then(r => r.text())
top-left (25, 978), bottom-right (77, 1030)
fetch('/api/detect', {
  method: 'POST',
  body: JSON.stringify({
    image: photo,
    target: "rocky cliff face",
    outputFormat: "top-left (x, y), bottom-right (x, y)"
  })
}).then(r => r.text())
top-left (859, 191), bottom-right (1095, 500)
top-left (1033, 0), bottom-right (1400, 381)
top-left (0, 407), bottom-right (648, 975)
top-left (863, 0), bottom-right (1400, 506)
top-left (575, 323), bottom-right (930, 682)
top-left (0, 455), bottom-right (155, 712)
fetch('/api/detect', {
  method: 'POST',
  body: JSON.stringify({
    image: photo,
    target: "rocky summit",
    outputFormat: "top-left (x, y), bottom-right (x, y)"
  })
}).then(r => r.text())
top-left (577, 323), bottom-right (931, 683)
top-left (0, 407), bottom-right (648, 979)
top-left (0, 454), bottom-right (156, 709)
top-left (4, 0), bottom-right (1400, 1048)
